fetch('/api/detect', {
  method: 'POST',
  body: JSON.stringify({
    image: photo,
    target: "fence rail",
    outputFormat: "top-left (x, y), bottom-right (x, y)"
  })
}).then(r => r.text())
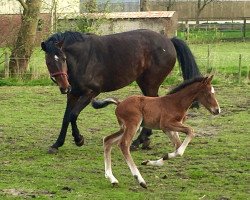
top-left (0, 45), bottom-right (249, 83)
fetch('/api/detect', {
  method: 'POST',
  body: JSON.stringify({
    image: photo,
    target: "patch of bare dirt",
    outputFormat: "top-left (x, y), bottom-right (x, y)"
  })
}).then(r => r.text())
top-left (1, 188), bottom-right (56, 198)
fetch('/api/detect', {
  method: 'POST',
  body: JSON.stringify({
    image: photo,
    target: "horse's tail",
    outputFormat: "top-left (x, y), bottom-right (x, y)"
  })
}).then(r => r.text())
top-left (91, 98), bottom-right (120, 109)
top-left (171, 37), bottom-right (202, 80)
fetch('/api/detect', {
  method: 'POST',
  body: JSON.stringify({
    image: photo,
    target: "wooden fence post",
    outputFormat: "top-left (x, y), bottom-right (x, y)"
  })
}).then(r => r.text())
top-left (243, 18), bottom-right (246, 40)
top-left (4, 51), bottom-right (9, 78)
top-left (185, 20), bottom-right (189, 41)
top-left (207, 44), bottom-right (210, 73)
top-left (238, 54), bottom-right (242, 83)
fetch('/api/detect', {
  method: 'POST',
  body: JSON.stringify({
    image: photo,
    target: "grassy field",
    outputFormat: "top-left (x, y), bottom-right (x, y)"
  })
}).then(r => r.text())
top-left (0, 39), bottom-right (250, 85)
top-left (0, 82), bottom-right (249, 199)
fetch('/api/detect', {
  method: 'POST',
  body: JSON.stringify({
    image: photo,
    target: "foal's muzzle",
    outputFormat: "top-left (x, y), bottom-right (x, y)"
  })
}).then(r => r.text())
top-left (210, 107), bottom-right (221, 115)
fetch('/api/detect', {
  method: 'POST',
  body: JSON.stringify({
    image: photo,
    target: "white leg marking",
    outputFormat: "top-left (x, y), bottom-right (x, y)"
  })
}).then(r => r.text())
top-left (144, 158), bottom-right (164, 167)
top-left (103, 134), bottom-right (122, 184)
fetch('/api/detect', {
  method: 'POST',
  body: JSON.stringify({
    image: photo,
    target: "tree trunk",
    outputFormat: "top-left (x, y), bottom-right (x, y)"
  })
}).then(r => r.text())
top-left (140, 0), bottom-right (149, 11)
top-left (9, 0), bottom-right (42, 77)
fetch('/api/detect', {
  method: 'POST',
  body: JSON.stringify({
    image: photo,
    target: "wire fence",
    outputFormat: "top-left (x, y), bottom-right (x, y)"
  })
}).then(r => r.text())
top-left (0, 45), bottom-right (249, 84)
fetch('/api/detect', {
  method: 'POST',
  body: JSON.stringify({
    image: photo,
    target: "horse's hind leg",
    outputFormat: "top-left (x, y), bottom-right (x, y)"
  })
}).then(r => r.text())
top-left (132, 77), bottom-right (162, 150)
top-left (103, 129), bottom-right (123, 186)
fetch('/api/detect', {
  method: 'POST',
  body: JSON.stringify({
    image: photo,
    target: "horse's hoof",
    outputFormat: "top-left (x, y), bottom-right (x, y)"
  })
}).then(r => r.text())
top-left (141, 139), bottom-right (151, 150)
top-left (130, 144), bottom-right (139, 151)
top-left (48, 147), bottom-right (58, 154)
top-left (140, 182), bottom-right (147, 189)
top-left (141, 160), bottom-right (149, 165)
top-left (75, 136), bottom-right (84, 147)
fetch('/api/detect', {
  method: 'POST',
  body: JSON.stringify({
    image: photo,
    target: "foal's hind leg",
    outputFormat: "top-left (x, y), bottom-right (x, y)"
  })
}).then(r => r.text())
top-left (166, 131), bottom-right (182, 150)
top-left (103, 129), bottom-right (123, 186)
top-left (119, 122), bottom-right (147, 188)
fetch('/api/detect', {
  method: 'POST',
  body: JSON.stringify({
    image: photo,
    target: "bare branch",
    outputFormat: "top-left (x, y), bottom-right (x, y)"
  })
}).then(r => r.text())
top-left (17, 0), bottom-right (28, 11)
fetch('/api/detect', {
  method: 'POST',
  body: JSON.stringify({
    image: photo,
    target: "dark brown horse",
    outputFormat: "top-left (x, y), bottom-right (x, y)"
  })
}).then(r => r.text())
top-left (91, 76), bottom-right (220, 188)
top-left (41, 29), bottom-right (201, 153)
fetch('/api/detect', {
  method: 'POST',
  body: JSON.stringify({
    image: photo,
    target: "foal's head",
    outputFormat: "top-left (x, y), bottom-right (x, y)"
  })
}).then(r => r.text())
top-left (41, 40), bottom-right (71, 94)
top-left (197, 75), bottom-right (220, 115)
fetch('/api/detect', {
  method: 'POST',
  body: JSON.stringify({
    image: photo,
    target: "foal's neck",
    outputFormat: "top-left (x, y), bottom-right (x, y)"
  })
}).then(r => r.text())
top-left (169, 83), bottom-right (200, 111)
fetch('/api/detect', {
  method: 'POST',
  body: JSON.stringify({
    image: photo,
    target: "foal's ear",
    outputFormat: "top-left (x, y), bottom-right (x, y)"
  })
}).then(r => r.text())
top-left (202, 75), bottom-right (213, 85)
top-left (207, 75), bottom-right (214, 83)
top-left (55, 40), bottom-right (64, 49)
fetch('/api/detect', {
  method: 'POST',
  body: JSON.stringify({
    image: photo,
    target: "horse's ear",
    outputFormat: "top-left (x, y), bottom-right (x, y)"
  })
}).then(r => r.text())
top-left (55, 40), bottom-right (64, 49)
top-left (41, 42), bottom-right (46, 51)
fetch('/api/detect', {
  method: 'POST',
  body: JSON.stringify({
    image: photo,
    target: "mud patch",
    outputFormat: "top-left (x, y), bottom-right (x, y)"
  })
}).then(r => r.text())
top-left (1, 188), bottom-right (56, 198)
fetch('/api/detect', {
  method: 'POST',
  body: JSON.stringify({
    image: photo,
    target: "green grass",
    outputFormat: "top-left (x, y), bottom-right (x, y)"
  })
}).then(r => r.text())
top-left (0, 83), bottom-right (249, 199)
top-left (1, 40), bottom-right (249, 86)
top-left (177, 29), bottom-right (250, 43)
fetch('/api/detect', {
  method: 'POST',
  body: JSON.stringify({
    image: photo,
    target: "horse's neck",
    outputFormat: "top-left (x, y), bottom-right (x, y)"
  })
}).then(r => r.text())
top-left (169, 83), bottom-right (200, 110)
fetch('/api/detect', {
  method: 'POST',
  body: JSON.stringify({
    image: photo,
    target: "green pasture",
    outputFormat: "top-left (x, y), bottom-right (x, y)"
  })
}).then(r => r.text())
top-left (0, 40), bottom-right (249, 86)
top-left (0, 83), bottom-right (249, 199)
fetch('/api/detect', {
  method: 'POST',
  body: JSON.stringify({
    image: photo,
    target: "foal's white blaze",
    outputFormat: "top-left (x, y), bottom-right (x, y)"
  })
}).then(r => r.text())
top-left (54, 55), bottom-right (59, 61)
top-left (211, 86), bottom-right (215, 94)
top-left (210, 86), bottom-right (221, 114)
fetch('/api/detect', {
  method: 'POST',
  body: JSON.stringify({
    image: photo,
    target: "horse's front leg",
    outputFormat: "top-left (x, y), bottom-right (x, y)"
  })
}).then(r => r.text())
top-left (48, 94), bottom-right (80, 154)
top-left (69, 91), bottom-right (98, 145)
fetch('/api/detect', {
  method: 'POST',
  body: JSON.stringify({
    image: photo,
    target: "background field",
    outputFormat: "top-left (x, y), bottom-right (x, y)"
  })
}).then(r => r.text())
top-left (0, 32), bottom-right (250, 85)
top-left (0, 82), bottom-right (249, 199)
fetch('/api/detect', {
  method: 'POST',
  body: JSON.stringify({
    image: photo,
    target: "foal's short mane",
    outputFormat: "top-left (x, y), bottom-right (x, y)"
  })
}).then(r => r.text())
top-left (168, 76), bottom-right (204, 94)
top-left (43, 31), bottom-right (91, 53)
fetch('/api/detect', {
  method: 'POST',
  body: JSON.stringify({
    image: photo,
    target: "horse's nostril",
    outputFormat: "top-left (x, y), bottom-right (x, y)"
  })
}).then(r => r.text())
top-left (67, 85), bottom-right (72, 93)
top-left (60, 87), bottom-right (67, 94)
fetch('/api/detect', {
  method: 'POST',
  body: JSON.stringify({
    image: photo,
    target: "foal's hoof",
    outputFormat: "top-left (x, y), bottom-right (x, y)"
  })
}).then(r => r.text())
top-left (141, 160), bottom-right (150, 165)
top-left (112, 182), bottom-right (119, 187)
top-left (48, 146), bottom-right (58, 154)
top-left (75, 136), bottom-right (84, 147)
top-left (140, 182), bottom-right (147, 189)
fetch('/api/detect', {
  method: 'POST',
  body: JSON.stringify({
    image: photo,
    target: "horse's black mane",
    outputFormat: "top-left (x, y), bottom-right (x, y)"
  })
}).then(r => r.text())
top-left (43, 31), bottom-right (90, 53)
top-left (168, 76), bottom-right (204, 94)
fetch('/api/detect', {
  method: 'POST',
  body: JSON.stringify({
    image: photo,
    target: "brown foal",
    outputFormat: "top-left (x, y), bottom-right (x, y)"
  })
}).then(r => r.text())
top-left (92, 76), bottom-right (220, 188)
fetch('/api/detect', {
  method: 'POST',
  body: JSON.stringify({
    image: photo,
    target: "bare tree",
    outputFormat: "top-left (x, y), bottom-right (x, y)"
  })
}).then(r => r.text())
top-left (195, 0), bottom-right (215, 25)
top-left (140, 0), bottom-right (149, 11)
top-left (9, 0), bottom-right (42, 77)
top-left (166, 0), bottom-right (176, 11)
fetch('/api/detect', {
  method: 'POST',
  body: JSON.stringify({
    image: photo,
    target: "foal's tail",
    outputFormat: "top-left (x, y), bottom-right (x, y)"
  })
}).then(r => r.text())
top-left (91, 98), bottom-right (120, 109)
top-left (171, 37), bottom-right (202, 80)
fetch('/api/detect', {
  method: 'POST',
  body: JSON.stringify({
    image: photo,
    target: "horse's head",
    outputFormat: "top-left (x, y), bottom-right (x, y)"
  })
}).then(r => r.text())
top-left (197, 75), bottom-right (221, 115)
top-left (41, 40), bottom-right (71, 94)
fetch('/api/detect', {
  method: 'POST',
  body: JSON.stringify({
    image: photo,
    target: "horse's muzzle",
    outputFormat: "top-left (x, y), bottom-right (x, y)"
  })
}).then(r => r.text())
top-left (60, 85), bottom-right (72, 94)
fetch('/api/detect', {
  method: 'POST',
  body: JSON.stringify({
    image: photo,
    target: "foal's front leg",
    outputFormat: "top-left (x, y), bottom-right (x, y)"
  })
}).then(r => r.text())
top-left (142, 123), bottom-right (194, 166)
